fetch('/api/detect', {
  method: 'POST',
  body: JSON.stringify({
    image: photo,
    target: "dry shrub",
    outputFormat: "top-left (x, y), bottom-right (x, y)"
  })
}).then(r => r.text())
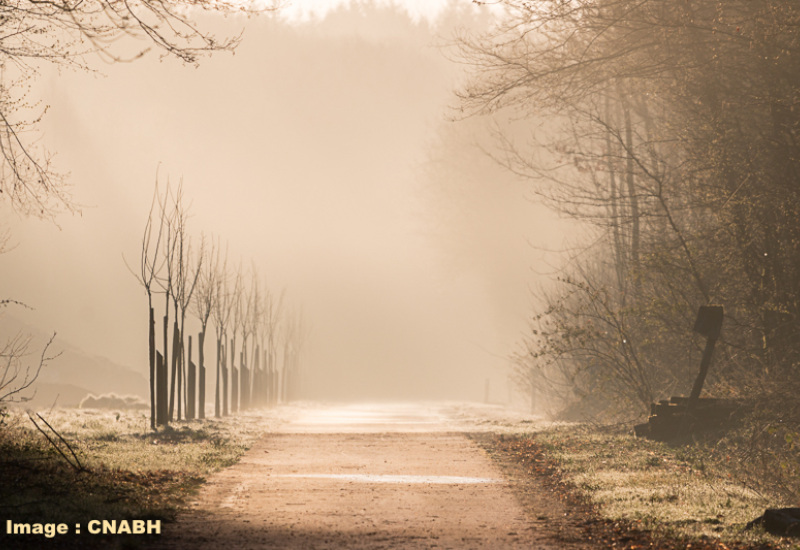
top-left (79, 393), bottom-right (147, 410)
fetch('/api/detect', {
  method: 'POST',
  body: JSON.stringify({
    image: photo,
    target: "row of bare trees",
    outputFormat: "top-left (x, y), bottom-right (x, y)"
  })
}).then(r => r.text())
top-left (455, 1), bottom-right (800, 421)
top-left (0, 2), bottom-right (279, 413)
top-left (134, 179), bottom-right (307, 429)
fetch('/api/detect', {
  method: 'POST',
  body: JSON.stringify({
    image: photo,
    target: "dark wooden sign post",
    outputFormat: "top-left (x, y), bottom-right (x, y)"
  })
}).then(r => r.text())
top-left (688, 305), bottom-right (724, 410)
top-left (634, 305), bottom-right (739, 440)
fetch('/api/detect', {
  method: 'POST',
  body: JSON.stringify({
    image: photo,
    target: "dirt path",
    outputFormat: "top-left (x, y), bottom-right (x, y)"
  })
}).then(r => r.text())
top-left (155, 403), bottom-right (587, 549)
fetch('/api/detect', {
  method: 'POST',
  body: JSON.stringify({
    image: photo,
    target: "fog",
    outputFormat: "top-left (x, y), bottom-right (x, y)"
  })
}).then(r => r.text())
top-left (0, 0), bottom-right (569, 404)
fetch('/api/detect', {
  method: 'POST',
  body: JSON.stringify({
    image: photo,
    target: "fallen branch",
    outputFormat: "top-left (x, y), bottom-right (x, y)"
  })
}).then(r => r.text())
top-left (27, 411), bottom-right (86, 473)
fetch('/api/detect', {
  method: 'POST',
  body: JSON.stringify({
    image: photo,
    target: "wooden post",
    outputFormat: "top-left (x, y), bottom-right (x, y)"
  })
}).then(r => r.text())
top-left (241, 351), bottom-right (249, 411)
top-left (215, 337), bottom-right (221, 418)
top-left (231, 366), bottom-right (239, 414)
top-left (222, 341), bottom-right (229, 417)
top-left (163, 314), bottom-right (169, 419)
top-left (267, 349), bottom-right (272, 406)
top-left (169, 320), bottom-right (180, 421)
top-left (176, 322), bottom-right (182, 421)
top-left (187, 335), bottom-right (195, 420)
top-left (267, 350), bottom-right (274, 407)
top-left (198, 331), bottom-right (205, 419)
top-left (253, 345), bottom-right (261, 408)
top-left (688, 306), bottom-right (724, 410)
top-left (149, 307), bottom-right (155, 430)
top-left (156, 351), bottom-right (168, 426)
top-left (231, 344), bottom-right (238, 414)
top-left (266, 365), bottom-right (272, 407)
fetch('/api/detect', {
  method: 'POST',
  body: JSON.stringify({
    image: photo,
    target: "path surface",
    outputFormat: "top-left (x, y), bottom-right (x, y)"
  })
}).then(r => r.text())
top-left (156, 403), bottom-right (572, 549)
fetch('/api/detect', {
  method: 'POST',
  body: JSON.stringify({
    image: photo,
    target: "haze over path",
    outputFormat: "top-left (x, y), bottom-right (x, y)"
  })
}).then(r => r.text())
top-left (155, 402), bottom-right (561, 549)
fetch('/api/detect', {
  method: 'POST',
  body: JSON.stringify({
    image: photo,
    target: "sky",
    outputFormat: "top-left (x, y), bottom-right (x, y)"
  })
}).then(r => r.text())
top-left (279, 0), bottom-right (458, 22)
top-left (0, 0), bottom-right (568, 404)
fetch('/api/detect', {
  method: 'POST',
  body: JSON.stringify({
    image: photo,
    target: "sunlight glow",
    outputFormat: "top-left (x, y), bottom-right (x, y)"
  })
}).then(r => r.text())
top-left (275, 0), bottom-right (454, 24)
top-left (277, 474), bottom-right (502, 484)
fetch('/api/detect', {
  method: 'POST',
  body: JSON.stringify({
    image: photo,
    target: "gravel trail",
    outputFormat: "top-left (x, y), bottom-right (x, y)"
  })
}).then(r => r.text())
top-left (156, 403), bottom-right (583, 549)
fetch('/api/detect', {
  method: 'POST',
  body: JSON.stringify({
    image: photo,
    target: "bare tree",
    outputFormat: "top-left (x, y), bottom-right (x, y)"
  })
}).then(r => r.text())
top-left (239, 265), bottom-right (262, 410)
top-left (165, 183), bottom-right (202, 421)
top-left (145, 176), bottom-right (179, 425)
top-left (176, 238), bottom-right (203, 420)
top-left (210, 245), bottom-right (232, 418)
top-left (128, 177), bottom-right (166, 429)
top-left (229, 263), bottom-right (244, 413)
top-left (281, 307), bottom-right (307, 403)
top-left (263, 288), bottom-right (284, 405)
top-left (155, 182), bottom-right (179, 422)
top-left (192, 234), bottom-right (219, 419)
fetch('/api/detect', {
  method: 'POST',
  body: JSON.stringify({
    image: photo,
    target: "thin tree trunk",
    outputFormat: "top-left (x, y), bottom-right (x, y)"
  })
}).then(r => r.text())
top-left (214, 336), bottom-right (221, 418)
top-left (187, 334), bottom-right (194, 420)
top-left (222, 338), bottom-right (229, 416)
top-left (148, 304), bottom-right (155, 430)
top-left (179, 315), bottom-right (187, 419)
top-left (621, 93), bottom-right (641, 295)
top-left (162, 313), bottom-right (169, 425)
top-left (169, 319), bottom-right (180, 421)
top-left (198, 330), bottom-right (205, 419)
top-left (156, 351), bottom-right (168, 425)
top-left (605, 97), bottom-right (626, 296)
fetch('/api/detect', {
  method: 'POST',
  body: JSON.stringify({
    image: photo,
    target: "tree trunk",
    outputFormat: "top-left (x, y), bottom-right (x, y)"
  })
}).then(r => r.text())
top-left (179, 317), bottom-right (187, 420)
top-left (148, 304), bottom-right (155, 430)
top-left (621, 92), bottom-right (641, 296)
top-left (169, 319), bottom-right (180, 421)
top-left (187, 334), bottom-right (195, 420)
top-left (156, 351), bottom-right (168, 426)
top-left (215, 336), bottom-right (221, 418)
top-left (198, 330), bottom-right (205, 419)
top-left (222, 339), bottom-right (229, 416)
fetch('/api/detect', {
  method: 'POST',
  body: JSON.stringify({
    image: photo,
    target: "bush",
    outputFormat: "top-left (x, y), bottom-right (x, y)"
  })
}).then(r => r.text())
top-left (79, 393), bottom-right (147, 410)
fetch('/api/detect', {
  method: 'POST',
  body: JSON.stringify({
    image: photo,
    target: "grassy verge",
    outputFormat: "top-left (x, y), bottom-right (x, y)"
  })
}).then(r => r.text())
top-left (483, 424), bottom-right (798, 549)
top-left (0, 407), bottom-right (273, 549)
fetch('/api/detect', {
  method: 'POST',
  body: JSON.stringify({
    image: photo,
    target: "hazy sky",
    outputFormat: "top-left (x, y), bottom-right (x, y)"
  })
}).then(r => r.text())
top-left (280, 0), bottom-right (459, 22)
top-left (0, 0), bottom-right (567, 403)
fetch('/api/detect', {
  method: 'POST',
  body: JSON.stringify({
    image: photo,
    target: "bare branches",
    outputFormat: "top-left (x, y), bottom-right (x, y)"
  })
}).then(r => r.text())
top-left (0, 0), bottom-right (272, 67)
top-left (192, 232), bottom-right (218, 332)
top-left (211, 241), bottom-right (232, 341)
top-left (134, 170), bottom-right (305, 420)
top-left (456, 0), bottom-right (800, 418)
top-left (27, 411), bottom-right (85, 472)
top-left (172, 185), bottom-right (203, 324)
top-left (0, 331), bottom-right (57, 403)
top-left (0, 0), bottom-right (279, 219)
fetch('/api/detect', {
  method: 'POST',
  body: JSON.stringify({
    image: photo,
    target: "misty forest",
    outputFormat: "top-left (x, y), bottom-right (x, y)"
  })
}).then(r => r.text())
top-left (2, 1), bottom-right (800, 549)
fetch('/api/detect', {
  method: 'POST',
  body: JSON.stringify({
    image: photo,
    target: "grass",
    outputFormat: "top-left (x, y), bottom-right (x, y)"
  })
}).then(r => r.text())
top-left (493, 423), bottom-right (799, 549)
top-left (0, 407), bottom-right (274, 549)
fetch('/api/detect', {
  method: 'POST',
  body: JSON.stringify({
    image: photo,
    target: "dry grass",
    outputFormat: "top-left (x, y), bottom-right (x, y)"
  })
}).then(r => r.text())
top-left (529, 424), bottom-right (795, 547)
top-left (0, 407), bottom-right (277, 549)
